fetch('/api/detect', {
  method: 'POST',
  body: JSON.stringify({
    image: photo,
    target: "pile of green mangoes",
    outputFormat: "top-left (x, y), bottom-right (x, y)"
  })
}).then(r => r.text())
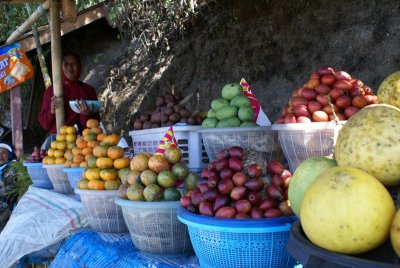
top-left (202, 83), bottom-right (258, 128)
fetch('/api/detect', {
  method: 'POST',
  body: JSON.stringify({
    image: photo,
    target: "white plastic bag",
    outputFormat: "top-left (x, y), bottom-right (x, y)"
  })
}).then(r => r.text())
top-left (0, 186), bottom-right (88, 267)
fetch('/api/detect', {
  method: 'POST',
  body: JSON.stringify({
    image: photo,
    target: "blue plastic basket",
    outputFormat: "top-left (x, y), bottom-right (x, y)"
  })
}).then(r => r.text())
top-left (63, 167), bottom-right (85, 189)
top-left (23, 162), bottom-right (53, 189)
top-left (177, 206), bottom-right (297, 268)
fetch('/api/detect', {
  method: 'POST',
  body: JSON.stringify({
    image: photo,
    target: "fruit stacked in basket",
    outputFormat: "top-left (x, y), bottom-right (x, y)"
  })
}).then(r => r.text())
top-left (181, 146), bottom-right (294, 219)
top-left (276, 66), bottom-right (378, 124)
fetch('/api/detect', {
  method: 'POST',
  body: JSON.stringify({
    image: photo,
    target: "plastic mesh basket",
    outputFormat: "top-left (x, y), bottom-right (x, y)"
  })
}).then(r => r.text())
top-left (42, 164), bottom-right (74, 194)
top-left (115, 198), bottom-right (193, 255)
top-left (129, 125), bottom-right (209, 170)
top-left (200, 127), bottom-right (284, 168)
top-left (63, 167), bottom-right (85, 189)
top-left (75, 189), bottom-right (127, 233)
top-left (271, 122), bottom-right (345, 172)
top-left (177, 207), bottom-right (297, 268)
top-left (23, 162), bottom-right (53, 189)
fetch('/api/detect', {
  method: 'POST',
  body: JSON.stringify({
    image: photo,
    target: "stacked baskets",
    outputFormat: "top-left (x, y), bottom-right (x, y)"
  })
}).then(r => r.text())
top-left (75, 189), bottom-right (127, 233)
top-left (23, 162), bottom-right (53, 189)
top-left (43, 164), bottom-right (74, 194)
top-left (63, 167), bottom-right (85, 201)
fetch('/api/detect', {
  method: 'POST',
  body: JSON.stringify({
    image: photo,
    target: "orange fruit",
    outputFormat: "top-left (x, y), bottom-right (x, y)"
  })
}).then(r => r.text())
top-left (105, 180), bottom-right (121, 190)
top-left (85, 153), bottom-right (93, 162)
top-left (42, 156), bottom-right (49, 165)
top-left (96, 157), bottom-right (114, 169)
top-left (84, 133), bottom-right (97, 142)
top-left (93, 144), bottom-right (109, 157)
top-left (87, 155), bottom-right (98, 168)
top-left (114, 158), bottom-right (130, 169)
top-left (64, 160), bottom-right (72, 167)
top-left (56, 134), bottom-right (66, 142)
top-left (60, 125), bottom-right (68, 135)
top-left (72, 146), bottom-right (83, 155)
top-left (86, 119), bottom-right (100, 128)
top-left (88, 179), bottom-right (105, 190)
top-left (64, 150), bottom-right (74, 161)
top-left (85, 168), bottom-right (101, 180)
top-left (50, 141), bottom-right (58, 149)
top-left (82, 147), bottom-right (93, 156)
top-left (55, 157), bottom-right (66, 164)
top-left (91, 127), bottom-right (103, 135)
top-left (79, 179), bottom-right (90, 189)
top-left (82, 128), bottom-right (92, 136)
top-left (71, 163), bottom-right (80, 168)
top-left (107, 146), bottom-right (124, 160)
top-left (100, 168), bottom-right (117, 181)
top-left (46, 157), bottom-right (56, 165)
top-left (67, 142), bottom-right (75, 150)
top-left (53, 149), bottom-right (64, 158)
top-left (76, 137), bottom-right (87, 149)
top-left (66, 133), bottom-right (77, 142)
top-left (79, 161), bottom-right (88, 168)
top-left (56, 141), bottom-right (67, 150)
top-left (47, 148), bottom-right (55, 157)
top-left (66, 126), bottom-right (77, 134)
top-left (102, 133), bottom-right (120, 146)
top-left (73, 154), bottom-right (85, 164)
top-left (97, 133), bottom-right (106, 142)
top-left (86, 140), bottom-right (99, 148)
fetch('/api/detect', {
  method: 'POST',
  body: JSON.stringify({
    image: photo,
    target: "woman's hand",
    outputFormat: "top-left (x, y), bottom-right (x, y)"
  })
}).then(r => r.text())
top-left (75, 99), bottom-right (92, 115)
top-left (50, 96), bottom-right (63, 115)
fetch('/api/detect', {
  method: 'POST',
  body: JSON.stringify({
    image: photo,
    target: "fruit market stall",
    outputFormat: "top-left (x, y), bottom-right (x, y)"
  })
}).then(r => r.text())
top-left (3, 70), bottom-right (400, 268)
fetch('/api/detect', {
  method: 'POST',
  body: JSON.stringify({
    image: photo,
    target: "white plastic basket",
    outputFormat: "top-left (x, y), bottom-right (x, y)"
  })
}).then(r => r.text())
top-left (43, 164), bottom-right (74, 194)
top-left (75, 189), bottom-right (127, 233)
top-left (271, 122), bottom-right (345, 172)
top-left (23, 162), bottom-right (53, 189)
top-left (129, 125), bottom-right (208, 170)
top-left (200, 127), bottom-right (284, 169)
top-left (114, 198), bottom-right (193, 255)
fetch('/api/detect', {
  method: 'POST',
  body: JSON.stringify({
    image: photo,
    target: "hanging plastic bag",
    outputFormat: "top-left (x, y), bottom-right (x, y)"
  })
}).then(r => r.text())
top-left (0, 186), bottom-right (88, 267)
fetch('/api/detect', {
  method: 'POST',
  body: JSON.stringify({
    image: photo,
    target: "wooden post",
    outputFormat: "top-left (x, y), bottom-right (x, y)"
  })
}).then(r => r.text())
top-left (50, 0), bottom-right (64, 133)
top-left (10, 87), bottom-right (23, 158)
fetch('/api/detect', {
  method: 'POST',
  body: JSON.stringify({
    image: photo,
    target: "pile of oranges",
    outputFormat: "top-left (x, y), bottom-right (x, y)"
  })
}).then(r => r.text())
top-left (43, 119), bottom-right (131, 190)
top-left (42, 125), bottom-right (78, 165)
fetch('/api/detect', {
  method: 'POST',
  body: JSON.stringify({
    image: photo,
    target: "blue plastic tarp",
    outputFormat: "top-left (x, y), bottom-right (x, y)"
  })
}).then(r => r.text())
top-left (50, 230), bottom-right (200, 268)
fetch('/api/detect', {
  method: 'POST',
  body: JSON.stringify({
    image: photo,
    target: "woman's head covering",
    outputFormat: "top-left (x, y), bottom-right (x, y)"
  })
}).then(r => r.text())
top-left (62, 51), bottom-right (82, 81)
top-left (0, 143), bottom-right (16, 161)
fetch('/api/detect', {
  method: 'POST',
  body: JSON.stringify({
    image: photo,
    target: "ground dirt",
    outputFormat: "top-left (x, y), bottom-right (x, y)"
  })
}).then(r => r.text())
top-left (4, 0), bottom-right (400, 151)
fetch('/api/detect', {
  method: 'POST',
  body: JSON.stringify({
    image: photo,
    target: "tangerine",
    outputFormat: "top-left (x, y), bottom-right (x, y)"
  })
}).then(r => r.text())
top-left (97, 133), bottom-right (106, 142)
top-left (60, 125), bottom-right (68, 135)
top-left (56, 134), bottom-right (66, 142)
top-left (91, 127), bottom-right (103, 134)
top-left (88, 179), bottom-right (105, 190)
top-left (96, 157), bottom-right (114, 169)
top-left (86, 119), bottom-right (100, 128)
top-left (66, 126), bottom-right (77, 134)
top-left (85, 167), bottom-right (101, 180)
top-left (82, 128), bottom-right (92, 136)
top-left (50, 141), bottom-right (58, 149)
top-left (66, 133), bottom-right (77, 142)
top-left (55, 157), bottom-right (66, 164)
top-left (107, 146), bottom-right (124, 160)
top-left (86, 140), bottom-right (99, 148)
top-left (79, 179), bottom-right (90, 189)
top-left (53, 149), bottom-right (64, 158)
top-left (100, 168), bottom-right (118, 181)
top-left (105, 180), bottom-right (121, 190)
top-left (76, 137), bottom-right (87, 149)
top-left (93, 144), bottom-right (109, 157)
top-left (102, 133), bottom-right (120, 146)
top-left (56, 141), bottom-right (67, 150)
top-left (114, 158), bottom-right (130, 169)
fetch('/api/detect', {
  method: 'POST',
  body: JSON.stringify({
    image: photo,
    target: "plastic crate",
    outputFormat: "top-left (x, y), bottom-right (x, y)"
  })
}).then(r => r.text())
top-left (42, 164), bottom-right (74, 194)
top-left (177, 207), bottom-right (297, 268)
top-left (287, 220), bottom-right (399, 268)
top-left (129, 125), bottom-right (208, 170)
top-left (75, 189), bottom-right (127, 233)
top-left (271, 122), bottom-right (345, 172)
top-left (115, 198), bottom-right (193, 255)
top-left (23, 162), bottom-right (53, 189)
top-left (63, 167), bottom-right (85, 189)
top-left (200, 127), bottom-right (284, 170)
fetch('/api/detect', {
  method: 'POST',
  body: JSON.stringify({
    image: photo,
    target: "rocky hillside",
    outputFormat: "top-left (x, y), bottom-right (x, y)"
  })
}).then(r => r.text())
top-left (97, 0), bottom-right (400, 137)
top-left (3, 0), bottom-right (400, 151)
